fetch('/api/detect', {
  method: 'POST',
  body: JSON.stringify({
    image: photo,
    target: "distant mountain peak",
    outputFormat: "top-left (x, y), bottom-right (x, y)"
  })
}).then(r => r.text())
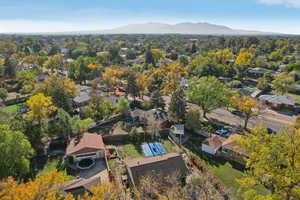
top-left (97, 22), bottom-right (275, 35)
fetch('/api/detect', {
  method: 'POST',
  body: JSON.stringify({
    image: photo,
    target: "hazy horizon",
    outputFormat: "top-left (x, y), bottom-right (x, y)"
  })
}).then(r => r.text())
top-left (1, 0), bottom-right (300, 34)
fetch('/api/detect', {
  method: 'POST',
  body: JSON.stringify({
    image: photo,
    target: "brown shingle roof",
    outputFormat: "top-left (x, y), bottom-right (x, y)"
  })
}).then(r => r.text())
top-left (66, 133), bottom-right (105, 155)
top-left (125, 153), bottom-right (188, 187)
top-left (222, 134), bottom-right (246, 154)
top-left (203, 134), bottom-right (226, 148)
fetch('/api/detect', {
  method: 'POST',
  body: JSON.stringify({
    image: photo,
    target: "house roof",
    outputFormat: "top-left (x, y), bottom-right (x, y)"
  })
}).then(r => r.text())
top-left (259, 95), bottom-right (295, 106)
top-left (203, 134), bottom-right (226, 148)
top-left (66, 133), bottom-right (105, 155)
top-left (222, 134), bottom-right (246, 155)
top-left (73, 92), bottom-right (91, 104)
top-left (125, 153), bottom-right (188, 187)
top-left (170, 124), bottom-right (185, 135)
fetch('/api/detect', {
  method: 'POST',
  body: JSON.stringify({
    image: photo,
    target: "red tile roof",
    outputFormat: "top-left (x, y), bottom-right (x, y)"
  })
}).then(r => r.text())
top-left (66, 133), bottom-right (105, 155)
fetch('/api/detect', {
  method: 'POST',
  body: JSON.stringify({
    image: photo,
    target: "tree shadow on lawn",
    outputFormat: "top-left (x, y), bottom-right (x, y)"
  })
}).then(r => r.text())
top-left (183, 134), bottom-right (245, 172)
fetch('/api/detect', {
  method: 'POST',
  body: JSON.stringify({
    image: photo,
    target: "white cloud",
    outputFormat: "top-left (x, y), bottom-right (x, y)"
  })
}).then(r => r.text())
top-left (258, 0), bottom-right (300, 8)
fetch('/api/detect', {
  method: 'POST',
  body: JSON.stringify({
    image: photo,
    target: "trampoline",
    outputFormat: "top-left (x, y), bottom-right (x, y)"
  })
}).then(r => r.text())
top-left (141, 142), bottom-right (166, 157)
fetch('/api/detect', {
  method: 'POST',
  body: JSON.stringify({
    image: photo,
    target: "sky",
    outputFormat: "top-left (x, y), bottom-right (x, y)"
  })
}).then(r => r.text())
top-left (0, 0), bottom-right (300, 34)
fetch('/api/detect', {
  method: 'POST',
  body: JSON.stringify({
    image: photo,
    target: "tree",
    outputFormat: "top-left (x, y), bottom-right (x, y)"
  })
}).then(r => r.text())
top-left (49, 108), bottom-right (82, 141)
top-left (26, 93), bottom-right (57, 125)
top-left (185, 106), bottom-right (201, 131)
top-left (161, 63), bottom-right (187, 94)
top-left (238, 125), bottom-right (300, 200)
top-left (116, 98), bottom-right (130, 115)
top-left (168, 87), bottom-right (186, 123)
top-left (150, 89), bottom-right (165, 110)
top-left (43, 54), bottom-right (65, 72)
top-left (179, 55), bottom-right (189, 66)
top-left (0, 124), bottom-right (34, 179)
top-left (235, 51), bottom-right (254, 66)
top-left (0, 88), bottom-right (8, 103)
top-left (36, 75), bottom-right (79, 113)
top-left (16, 70), bottom-right (36, 94)
top-left (188, 76), bottom-right (231, 118)
top-left (0, 170), bottom-right (68, 200)
top-left (272, 74), bottom-right (294, 95)
top-left (3, 54), bottom-right (18, 78)
top-left (102, 67), bottom-right (125, 88)
top-left (126, 72), bottom-right (140, 100)
top-left (231, 95), bottom-right (261, 129)
top-left (83, 95), bottom-right (115, 121)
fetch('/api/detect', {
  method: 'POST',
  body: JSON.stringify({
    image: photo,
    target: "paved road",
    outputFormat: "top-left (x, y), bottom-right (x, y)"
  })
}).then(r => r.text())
top-left (162, 95), bottom-right (295, 132)
top-left (208, 108), bottom-right (296, 132)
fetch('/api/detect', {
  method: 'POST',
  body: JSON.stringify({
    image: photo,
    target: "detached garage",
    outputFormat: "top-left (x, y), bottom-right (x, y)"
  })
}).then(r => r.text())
top-left (201, 134), bottom-right (226, 155)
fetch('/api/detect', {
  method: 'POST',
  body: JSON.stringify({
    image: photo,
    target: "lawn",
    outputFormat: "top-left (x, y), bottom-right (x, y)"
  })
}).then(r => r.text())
top-left (183, 133), bottom-right (268, 199)
top-left (3, 103), bottom-right (23, 112)
top-left (118, 144), bottom-right (143, 159)
top-left (36, 158), bottom-right (75, 180)
top-left (117, 139), bottom-right (179, 159)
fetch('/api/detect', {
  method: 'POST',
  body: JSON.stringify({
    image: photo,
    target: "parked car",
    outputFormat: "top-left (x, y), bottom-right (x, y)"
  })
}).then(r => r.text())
top-left (231, 110), bottom-right (244, 117)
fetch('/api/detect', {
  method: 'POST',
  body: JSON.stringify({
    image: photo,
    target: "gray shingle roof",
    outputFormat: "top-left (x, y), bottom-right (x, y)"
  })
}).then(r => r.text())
top-left (259, 95), bottom-right (295, 106)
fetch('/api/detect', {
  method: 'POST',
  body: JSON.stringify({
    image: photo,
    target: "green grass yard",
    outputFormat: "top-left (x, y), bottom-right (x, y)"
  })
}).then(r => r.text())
top-left (117, 139), bottom-right (179, 159)
top-left (3, 103), bottom-right (23, 112)
top-left (184, 133), bottom-right (268, 199)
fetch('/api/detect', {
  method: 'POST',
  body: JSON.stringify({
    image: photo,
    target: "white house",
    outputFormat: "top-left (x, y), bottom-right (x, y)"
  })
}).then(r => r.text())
top-left (201, 134), bottom-right (226, 155)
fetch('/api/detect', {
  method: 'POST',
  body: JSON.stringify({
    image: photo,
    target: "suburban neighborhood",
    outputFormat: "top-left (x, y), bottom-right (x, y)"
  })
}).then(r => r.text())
top-left (1, 2), bottom-right (300, 199)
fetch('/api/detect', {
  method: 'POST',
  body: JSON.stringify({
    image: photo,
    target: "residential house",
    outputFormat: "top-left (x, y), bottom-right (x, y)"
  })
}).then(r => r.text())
top-left (259, 95), bottom-right (295, 110)
top-left (65, 133), bottom-right (106, 164)
top-left (124, 153), bottom-right (188, 187)
top-left (73, 92), bottom-right (91, 108)
top-left (247, 67), bottom-right (269, 78)
top-left (220, 134), bottom-right (247, 165)
top-left (202, 134), bottom-right (226, 155)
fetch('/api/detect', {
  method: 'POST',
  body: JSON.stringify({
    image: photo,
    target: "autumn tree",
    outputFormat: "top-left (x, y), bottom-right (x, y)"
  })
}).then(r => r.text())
top-left (161, 63), bottom-right (187, 94)
top-left (0, 124), bottom-right (34, 179)
top-left (231, 95), bottom-right (262, 129)
top-left (208, 49), bottom-right (235, 65)
top-left (235, 50), bottom-right (254, 66)
top-left (188, 76), bottom-right (231, 118)
top-left (168, 87), bottom-right (186, 123)
top-left (43, 54), bottom-right (66, 72)
top-left (36, 75), bottom-right (79, 112)
top-left (102, 67), bottom-right (125, 88)
top-left (238, 125), bottom-right (300, 200)
top-left (0, 170), bottom-right (68, 200)
top-left (26, 93), bottom-right (57, 125)
top-left (272, 74), bottom-right (294, 95)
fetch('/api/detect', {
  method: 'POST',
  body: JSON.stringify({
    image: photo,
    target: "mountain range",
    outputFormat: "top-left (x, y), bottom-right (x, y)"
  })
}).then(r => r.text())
top-left (12, 22), bottom-right (282, 35)
top-left (95, 22), bottom-right (276, 35)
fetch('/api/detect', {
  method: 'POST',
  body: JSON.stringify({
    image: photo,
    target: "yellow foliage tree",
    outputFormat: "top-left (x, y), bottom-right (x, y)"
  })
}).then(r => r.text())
top-left (238, 125), bottom-right (300, 200)
top-left (0, 170), bottom-right (68, 200)
top-left (102, 67), bottom-right (125, 88)
top-left (235, 50), bottom-right (254, 66)
top-left (231, 96), bottom-right (262, 129)
top-left (161, 63), bottom-right (187, 94)
top-left (26, 93), bottom-right (57, 124)
top-left (208, 49), bottom-right (235, 64)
